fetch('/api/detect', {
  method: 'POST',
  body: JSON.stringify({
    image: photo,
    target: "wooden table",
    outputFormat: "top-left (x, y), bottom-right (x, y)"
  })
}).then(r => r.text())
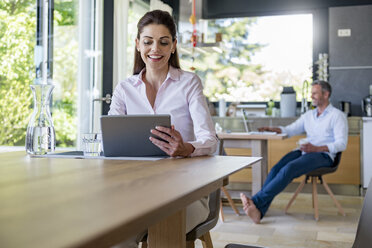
top-left (218, 132), bottom-right (287, 195)
top-left (0, 152), bottom-right (260, 248)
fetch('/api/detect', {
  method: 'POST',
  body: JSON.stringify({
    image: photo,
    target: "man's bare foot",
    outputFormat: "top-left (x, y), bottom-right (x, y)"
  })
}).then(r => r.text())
top-left (240, 193), bottom-right (250, 215)
top-left (240, 193), bottom-right (261, 224)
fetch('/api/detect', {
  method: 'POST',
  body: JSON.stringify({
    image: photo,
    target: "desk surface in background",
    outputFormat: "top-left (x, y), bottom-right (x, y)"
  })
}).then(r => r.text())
top-left (0, 152), bottom-right (260, 248)
top-left (218, 132), bottom-right (287, 140)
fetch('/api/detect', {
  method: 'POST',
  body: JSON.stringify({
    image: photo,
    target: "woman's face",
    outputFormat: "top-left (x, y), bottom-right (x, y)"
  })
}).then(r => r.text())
top-left (136, 24), bottom-right (177, 72)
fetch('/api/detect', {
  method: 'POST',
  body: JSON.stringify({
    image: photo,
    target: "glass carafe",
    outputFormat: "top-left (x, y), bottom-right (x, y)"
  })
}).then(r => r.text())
top-left (26, 84), bottom-right (56, 155)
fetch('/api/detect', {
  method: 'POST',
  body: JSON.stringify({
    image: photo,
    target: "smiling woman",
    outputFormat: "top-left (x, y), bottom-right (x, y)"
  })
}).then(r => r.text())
top-left (108, 9), bottom-right (218, 235)
top-left (135, 24), bottom-right (177, 88)
top-left (133, 11), bottom-right (180, 75)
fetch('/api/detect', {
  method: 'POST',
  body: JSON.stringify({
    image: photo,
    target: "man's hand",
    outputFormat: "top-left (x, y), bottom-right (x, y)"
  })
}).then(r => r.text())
top-left (300, 143), bottom-right (329, 153)
top-left (257, 126), bottom-right (282, 134)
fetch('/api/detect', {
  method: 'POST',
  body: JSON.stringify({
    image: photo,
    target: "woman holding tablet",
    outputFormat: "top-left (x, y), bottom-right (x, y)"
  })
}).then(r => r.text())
top-left (108, 10), bottom-right (218, 234)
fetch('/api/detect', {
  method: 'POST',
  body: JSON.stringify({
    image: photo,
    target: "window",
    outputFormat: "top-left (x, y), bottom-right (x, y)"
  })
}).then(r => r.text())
top-left (53, 0), bottom-right (79, 147)
top-left (0, 1), bottom-right (36, 146)
top-left (51, 0), bottom-right (101, 148)
top-left (178, 14), bottom-right (313, 102)
top-left (0, 0), bottom-right (100, 150)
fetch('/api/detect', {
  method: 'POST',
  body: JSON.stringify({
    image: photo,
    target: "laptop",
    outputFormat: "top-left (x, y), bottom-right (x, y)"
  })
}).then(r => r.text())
top-left (100, 114), bottom-right (171, 157)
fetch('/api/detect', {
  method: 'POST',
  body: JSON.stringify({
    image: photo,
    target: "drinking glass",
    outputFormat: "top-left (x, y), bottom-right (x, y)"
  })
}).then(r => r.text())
top-left (82, 133), bottom-right (102, 156)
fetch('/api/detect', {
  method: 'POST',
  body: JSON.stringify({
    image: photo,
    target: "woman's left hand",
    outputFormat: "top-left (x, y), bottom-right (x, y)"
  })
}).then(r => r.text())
top-left (149, 125), bottom-right (195, 157)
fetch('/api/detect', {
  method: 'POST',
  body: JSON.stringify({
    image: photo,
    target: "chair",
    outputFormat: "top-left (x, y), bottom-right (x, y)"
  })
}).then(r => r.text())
top-left (220, 185), bottom-right (241, 222)
top-left (285, 152), bottom-right (345, 220)
top-left (138, 188), bottom-right (221, 248)
top-left (352, 179), bottom-right (372, 248)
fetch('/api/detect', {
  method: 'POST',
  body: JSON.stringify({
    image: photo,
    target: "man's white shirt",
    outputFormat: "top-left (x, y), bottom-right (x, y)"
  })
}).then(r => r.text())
top-left (280, 104), bottom-right (348, 160)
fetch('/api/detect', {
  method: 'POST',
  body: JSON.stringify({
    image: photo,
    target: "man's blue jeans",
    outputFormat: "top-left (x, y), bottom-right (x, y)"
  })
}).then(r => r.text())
top-left (252, 150), bottom-right (333, 218)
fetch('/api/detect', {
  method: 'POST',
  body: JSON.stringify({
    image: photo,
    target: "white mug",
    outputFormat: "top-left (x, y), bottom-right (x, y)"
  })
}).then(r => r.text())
top-left (297, 138), bottom-right (309, 149)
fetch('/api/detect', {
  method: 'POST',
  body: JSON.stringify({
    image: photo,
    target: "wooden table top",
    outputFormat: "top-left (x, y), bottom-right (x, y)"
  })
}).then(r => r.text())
top-left (217, 132), bottom-right (287, 140)
top-left (0, 152), bottom-right (260, 248)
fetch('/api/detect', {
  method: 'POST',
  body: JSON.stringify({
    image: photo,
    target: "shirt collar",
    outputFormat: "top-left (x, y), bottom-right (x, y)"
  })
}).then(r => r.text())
top-left (314, 103), bottom-right (333, 117)
top-left (167, 65), bottom-right (181, 81)
top-left (133, 66), bottom-right (180, 87)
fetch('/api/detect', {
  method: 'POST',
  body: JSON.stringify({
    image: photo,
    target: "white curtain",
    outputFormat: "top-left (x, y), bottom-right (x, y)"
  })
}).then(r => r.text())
top-left (78, 0), bottom-right (102, 147)
top-left (113, 0), bottom-right (129, 89)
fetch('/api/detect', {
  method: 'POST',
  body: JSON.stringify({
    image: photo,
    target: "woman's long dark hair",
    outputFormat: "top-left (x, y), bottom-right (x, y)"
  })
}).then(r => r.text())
top-left (133, 10), bottom-right (180, 75)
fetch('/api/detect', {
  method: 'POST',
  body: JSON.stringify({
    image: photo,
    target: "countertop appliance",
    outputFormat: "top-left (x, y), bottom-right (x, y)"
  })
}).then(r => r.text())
top-left (361, 85), bottom-right (372, 117)
top-left (340, 101), bottom-right (351, 116)
top-left (280, 87), bottom-right (296, 117)
top-left (362, 117), bottom-right (372, 188)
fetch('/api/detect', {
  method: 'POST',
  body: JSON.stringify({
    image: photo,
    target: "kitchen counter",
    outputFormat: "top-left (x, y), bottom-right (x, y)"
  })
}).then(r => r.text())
top-left (213, 116), bottom-right (361, 135)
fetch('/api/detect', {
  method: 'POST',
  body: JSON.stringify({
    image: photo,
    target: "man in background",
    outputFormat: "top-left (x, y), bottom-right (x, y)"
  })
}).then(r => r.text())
top-left (240, 80), bottom-right (348, 223)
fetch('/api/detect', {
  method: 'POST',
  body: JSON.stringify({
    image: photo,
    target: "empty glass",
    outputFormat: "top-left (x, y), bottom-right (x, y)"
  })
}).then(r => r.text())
top-left (82, 133), bottom-right (102, 156)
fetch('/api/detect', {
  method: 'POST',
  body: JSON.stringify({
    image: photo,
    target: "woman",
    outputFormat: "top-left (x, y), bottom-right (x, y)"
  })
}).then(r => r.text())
top-left (109, 10), bottom-right (218, 233)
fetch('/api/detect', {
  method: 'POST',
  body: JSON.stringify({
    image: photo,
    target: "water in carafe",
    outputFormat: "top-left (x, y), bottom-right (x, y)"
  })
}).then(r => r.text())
top-left (26, 84), bottom-right (55, 155)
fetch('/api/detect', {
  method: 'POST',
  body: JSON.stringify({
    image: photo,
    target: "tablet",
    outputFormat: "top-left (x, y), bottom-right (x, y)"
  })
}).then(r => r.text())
top-left (100, 114), bottom-right (171, 157)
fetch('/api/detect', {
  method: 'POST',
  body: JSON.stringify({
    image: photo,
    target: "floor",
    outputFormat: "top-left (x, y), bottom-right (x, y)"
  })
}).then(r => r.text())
top-left (194, 192), bottom-right (364, 248)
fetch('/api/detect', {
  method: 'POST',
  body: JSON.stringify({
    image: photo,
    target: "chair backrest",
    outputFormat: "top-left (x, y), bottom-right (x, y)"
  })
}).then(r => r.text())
top-left (352, 179), bottom-right (372, 248)
top-left (186, 188), bottom-right (221, 241)
top-left (333, 152), bottom-right (342, 167)
top-left (207, 188), bottom-right (221, 220)
top-left (138, 189), bottom-right (222, 244)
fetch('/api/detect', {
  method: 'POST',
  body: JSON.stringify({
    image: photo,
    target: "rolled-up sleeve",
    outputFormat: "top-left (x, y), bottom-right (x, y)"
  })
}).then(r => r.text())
top-left (326, 113), bottom-right (348, 154)
top-left (186, 76), bottom-right (218, 156)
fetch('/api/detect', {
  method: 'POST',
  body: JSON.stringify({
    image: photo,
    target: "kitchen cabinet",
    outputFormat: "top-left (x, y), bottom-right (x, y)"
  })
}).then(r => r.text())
top-left (224, 148), bottom-right (252, 182)
top-left (226, 135), bottom-right (360, 185)
top-left (268, 135), bottom-right (360, 185)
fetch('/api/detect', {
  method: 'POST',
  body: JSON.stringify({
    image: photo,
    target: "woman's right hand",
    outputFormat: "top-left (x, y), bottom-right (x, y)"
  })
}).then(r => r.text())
top-left (258, 126), bottom-right (282, 133)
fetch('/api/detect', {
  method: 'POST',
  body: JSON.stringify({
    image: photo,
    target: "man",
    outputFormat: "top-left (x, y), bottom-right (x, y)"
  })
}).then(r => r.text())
top-left (240, 80), bottom-right (348, 224)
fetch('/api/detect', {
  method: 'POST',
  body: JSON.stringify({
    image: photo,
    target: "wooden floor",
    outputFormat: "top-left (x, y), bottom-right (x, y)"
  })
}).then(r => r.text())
top-left (194, 192), bottom-right (364, 248)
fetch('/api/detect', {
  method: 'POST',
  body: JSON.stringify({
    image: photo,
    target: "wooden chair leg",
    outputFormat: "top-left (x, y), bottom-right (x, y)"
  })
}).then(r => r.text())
top-left (312, 177), bottom-right (319, 221)
top-left (199, 232), bottom-right (213, 248)
top-left (219, 198), bottom-right (225, 222)
top-left (311, 177), bottom-right (314, 210)
top-left (285, 177), bottom-right (306, 213)
top-left (221, 186), bottom-right (240, 215)
top-left (322, 178), bottom-right (346, 216)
